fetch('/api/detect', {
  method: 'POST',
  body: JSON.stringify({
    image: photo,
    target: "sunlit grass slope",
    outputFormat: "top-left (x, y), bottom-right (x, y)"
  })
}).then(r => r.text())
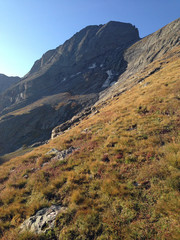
top-left (0, 47), bottom-right (180, 239)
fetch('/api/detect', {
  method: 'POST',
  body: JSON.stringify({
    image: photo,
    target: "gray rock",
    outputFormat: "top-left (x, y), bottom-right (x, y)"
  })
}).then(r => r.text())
top-left (20, 205), bottom-right (65, 234)
top-left (46, 148), bottom-right (60, 155)
top-left (46, 146), bottom-right (77, 161)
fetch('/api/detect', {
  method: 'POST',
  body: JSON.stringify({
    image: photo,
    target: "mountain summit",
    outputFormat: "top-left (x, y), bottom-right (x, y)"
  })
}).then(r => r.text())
top-left (25, 21), bottom-right (139, 80)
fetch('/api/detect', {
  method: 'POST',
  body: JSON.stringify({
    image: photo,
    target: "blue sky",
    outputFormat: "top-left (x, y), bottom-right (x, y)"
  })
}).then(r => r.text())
top-left (0, 0), bottom-right (179, 77)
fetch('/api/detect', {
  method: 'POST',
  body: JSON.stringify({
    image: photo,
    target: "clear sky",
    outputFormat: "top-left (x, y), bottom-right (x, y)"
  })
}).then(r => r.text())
top-left (0, 0), bottom-right (179, 77)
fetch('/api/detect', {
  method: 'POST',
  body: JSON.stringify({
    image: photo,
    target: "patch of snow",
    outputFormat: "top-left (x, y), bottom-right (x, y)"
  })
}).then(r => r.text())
top-left (102, 70), bottom-right (113, 88)
top-left (100, 64), bottom-right (103, 68)
top-left (88, 63), bottom-right (96, 69)
top-left (62, 77), bottom-right (66, 82)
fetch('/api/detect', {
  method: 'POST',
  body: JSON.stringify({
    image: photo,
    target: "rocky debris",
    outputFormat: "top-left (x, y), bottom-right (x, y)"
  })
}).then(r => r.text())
top-left (19, 205), bottom-right (65, 234)
top-left (51, 106), bottom-right (98, 139)
top-left (46, 148), bottom-right (60, 155)
top-left (46, 146), bottom-right (77, 161)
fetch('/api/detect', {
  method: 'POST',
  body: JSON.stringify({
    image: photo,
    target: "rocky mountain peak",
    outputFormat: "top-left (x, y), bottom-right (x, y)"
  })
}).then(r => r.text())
top-left (25, 21), bottom-right (139, 78)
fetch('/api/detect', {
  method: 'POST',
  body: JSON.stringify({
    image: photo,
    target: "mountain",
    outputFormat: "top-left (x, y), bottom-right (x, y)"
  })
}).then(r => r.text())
top-left (0, 19), bottom-right (179, 157)
top-left (0, 21), bottom-right (139, 113)
top-left (0, 21), bottom-right (140, 155)
top-left (0, 32), bottom-right (179, 239)
top-left (0, 74), bottom-right (20, 94)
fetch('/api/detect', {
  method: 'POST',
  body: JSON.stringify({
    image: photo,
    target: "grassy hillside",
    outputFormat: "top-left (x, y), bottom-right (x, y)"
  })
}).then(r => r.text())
top-left (0, 47), bottom-right (179, 239)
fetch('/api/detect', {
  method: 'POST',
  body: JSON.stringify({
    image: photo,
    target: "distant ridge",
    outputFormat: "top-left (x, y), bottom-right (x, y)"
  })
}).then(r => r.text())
top-left (0, 74), bottom-right (20, 94)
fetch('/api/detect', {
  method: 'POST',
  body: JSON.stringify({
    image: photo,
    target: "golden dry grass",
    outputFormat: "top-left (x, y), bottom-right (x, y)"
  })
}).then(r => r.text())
top-left (0, 47), bottom-right (179, 239)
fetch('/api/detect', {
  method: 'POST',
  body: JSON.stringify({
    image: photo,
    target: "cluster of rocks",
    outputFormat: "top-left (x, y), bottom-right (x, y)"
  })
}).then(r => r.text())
top-left (19, 205), bottom-right (65, 234)
top-left (46, 146), bottom-right (77, 161)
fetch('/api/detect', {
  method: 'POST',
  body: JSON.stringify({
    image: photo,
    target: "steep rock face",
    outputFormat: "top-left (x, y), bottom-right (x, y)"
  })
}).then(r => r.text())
top-left (99, 18), bottom-right (180, 101)
top-left (0, 74), bottom-right (20, 94)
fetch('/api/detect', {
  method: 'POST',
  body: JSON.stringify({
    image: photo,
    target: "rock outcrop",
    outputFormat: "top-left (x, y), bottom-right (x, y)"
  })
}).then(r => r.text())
top-left (46, 146), bottom-right (77, 161)
top-left (19, 205), bottom-right (65, 234)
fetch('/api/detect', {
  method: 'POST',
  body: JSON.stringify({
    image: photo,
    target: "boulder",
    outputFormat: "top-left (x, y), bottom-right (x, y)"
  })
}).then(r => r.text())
top-left (19, 205), bottom-right (65, 234)
top-left (46, 147), bottom-right (77, 161)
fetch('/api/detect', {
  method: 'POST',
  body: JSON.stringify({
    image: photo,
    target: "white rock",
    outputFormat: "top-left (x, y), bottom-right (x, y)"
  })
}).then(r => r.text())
top-left (20, 205), bottom-right (66, 234)
top-left (102, 70), bottom-right (113, 88)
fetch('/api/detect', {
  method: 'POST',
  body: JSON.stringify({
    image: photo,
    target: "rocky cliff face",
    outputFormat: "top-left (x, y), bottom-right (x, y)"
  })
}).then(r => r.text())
top-left (99, 18), bottom-right (180, 101)
top-left (0, 74), bottom-right (20, 94)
